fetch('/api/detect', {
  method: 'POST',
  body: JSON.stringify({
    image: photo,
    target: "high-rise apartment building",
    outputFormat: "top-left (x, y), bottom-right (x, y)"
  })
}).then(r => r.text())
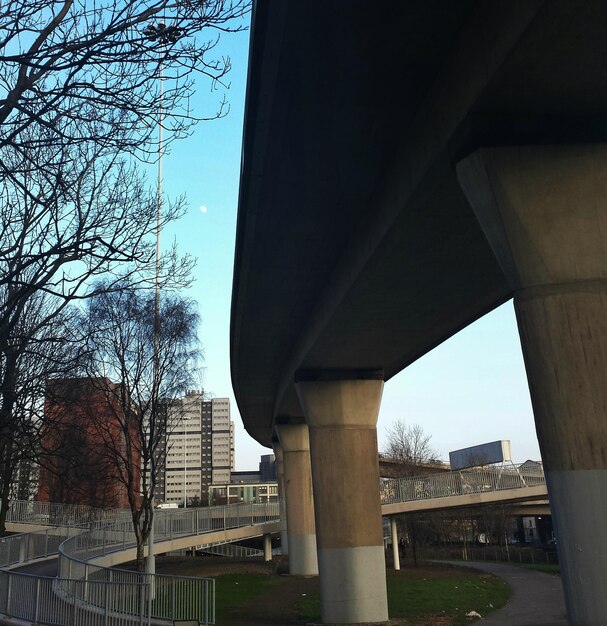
top-left (38, 377), bottom-right (140, 509)
top-left (154, 392), bottom-right (235, 505)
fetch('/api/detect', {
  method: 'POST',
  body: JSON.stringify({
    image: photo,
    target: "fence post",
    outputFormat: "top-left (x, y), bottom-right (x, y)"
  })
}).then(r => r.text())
top-left (171, 577), bottom-right (176, 621)
top-left (34, 578), bottom-right (41, 623)
top-left (104, 578), bottom-right (109, 626)
top-left (6, 574), bottom-right (12, 615)
top-left (72, 583), bottom-right (77, 625)
top-left (19, 536), bottom-right (26, 564)
top-left (138, 582), bottom-right (145, 626)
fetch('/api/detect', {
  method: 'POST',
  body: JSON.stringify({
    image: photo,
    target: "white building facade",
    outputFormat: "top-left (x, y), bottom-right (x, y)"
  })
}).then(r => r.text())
top-left (155, 393), bottom-right (235, 505)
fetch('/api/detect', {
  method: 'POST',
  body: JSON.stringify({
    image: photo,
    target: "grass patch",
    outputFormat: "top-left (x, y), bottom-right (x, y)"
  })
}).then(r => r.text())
top-left (386, 569), bottom-right (510, 625)
top-left (296, 566), bottom-right (510, 626)
top-left (154, 557), bottom-right (511, 625)
top-left (515, 563), bottom-right (560, 576)
top-left (215, 573), bottom-right (285, 620)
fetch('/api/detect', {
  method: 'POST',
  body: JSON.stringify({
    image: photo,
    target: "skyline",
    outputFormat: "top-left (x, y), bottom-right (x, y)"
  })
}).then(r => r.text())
top-left (158, 22), bottom-right (541, 470)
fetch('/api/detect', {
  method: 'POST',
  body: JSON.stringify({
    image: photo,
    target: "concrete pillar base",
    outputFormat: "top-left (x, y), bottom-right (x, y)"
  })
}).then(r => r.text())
top-left (288, 533), bottom-right (318, 575)
top-left (318, 545), bottom-right (388, 624)
top-left (296, 372), bottom-right (389, 625)
top-left (276, 422), bottom-right (318, 576)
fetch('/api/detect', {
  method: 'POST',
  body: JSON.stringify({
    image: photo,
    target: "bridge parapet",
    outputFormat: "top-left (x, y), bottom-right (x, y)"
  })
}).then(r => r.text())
top-left (0, 500), bottom-right (281, 625)
top-left (381, 463), bottom-right (546, 508)
top-left (57, 501), bottom-right (281, 624)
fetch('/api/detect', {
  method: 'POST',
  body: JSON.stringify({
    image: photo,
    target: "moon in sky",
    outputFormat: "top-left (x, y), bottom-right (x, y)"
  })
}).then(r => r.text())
top-left (199, 205), bottom-right (208, 214)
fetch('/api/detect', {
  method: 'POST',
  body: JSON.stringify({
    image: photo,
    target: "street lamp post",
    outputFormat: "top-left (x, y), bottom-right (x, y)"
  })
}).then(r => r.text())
top-left (142, 20), bottom-right (183, 605)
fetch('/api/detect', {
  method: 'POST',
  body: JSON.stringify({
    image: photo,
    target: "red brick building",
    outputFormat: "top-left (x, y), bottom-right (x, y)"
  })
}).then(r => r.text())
top-left (37, 377), bottom-right (140, 509)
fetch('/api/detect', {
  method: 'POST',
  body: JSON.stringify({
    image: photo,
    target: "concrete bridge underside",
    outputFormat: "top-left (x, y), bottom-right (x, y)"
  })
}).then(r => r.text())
top-left (232, 2), bottom-right (607, 624)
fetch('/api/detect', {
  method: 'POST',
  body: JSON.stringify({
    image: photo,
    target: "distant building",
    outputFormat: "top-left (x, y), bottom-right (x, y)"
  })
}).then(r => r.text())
top-left (37, 377), bottom-right (139, 509)
top-left (230, 470), bottom-right (261, 484)
top-left (208, 481), bottom-right (278, 505)
top-left (208, 453), bottom-right (278, 505)
top-left (154, 393), bottom-right (235, 506)
top-left (259, 453), bottom-right (277, 482)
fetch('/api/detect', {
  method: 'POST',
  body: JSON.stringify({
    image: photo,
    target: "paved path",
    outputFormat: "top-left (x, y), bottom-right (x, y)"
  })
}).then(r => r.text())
top-left (13, 557), bottom-right (58, 576)
top-left (439, 560), bottom-right (568, 625)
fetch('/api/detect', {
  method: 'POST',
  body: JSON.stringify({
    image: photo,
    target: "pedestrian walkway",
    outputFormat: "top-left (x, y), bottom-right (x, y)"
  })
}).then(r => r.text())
top-left (443, 561), bottom-right (567, 625)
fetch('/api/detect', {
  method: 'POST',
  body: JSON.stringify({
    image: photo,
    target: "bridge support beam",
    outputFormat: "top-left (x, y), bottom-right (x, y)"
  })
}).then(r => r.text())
top-left (296, 371), bottom-right (389, 625)
top-left (275, 422), bottom-right (318, 575)
top-left (390, 517), bottom-right (400, 571)
top-left (458, 144), bottom-right (607, 626)
top-left (272, 442), bottom-right (289, 556)
top-left (263, 533), bottom-right (272, 562)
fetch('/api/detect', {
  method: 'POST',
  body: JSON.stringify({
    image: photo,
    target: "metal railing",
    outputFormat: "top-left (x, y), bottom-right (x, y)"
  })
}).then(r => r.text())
top-left (59, 502), bottom-right (280, 577)
top-left (5, 500), bottom-right (125, 528)
top-left (56, 501), bottom-right (280, 625)
top-left (380, 463), bottom-right (546, 505)
top-left (0, 500), bottom-right (280, 625)
top-left (198, 543), bottom-right (263, 558)
top-left (0, 528), bottom-right (73, 569)
top-left (0, 570), bottom-right (151, 626)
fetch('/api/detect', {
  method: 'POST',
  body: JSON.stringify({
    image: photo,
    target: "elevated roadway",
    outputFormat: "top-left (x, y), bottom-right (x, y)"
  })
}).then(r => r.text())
top-left (232, 2), bottom-right (607, 623)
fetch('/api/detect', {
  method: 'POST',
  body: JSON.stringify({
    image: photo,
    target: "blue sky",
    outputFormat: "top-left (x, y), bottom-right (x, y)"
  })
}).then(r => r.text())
top-left (158, 22), bottom-right (541, 470)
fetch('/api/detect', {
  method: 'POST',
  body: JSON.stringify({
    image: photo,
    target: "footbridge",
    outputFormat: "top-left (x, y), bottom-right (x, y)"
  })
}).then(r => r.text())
top-left (0, 461), bottom-right (547, 625)
top-left (380, 462), bottom-right (547, 515)
top-left (0, 500), bottom-right (282, 625)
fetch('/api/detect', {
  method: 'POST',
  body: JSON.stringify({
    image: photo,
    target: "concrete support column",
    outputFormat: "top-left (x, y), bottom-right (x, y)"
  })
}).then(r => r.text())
top-left (275, 422), bottom-right (318, 575)
top-left (390, 517), bottom-right (400, 571)
top-left (263, 533), bottom-right (272, 562)
top-left (458, 144), bottom-right (607, 626)
top-left (272, 442), bottom-right (289, 555)
top-left (296, 371), bottom-right (389, 625)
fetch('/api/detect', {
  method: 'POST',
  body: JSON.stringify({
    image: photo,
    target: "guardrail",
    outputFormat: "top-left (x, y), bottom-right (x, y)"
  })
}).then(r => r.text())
top-left (0, 527), bottom-right (74, 569)
top-left (380, 463), bottom-right (546, 505)
top-left (0, 570), bottom-right (150, 626)
top-left (0, 500), bottom-right (281, 625)
top-left (198, 543), bottom-right (263, 559)
top-left (4, 500), bottom-right (124, 527)
top-left (56, 502), bottom-right (280, 625)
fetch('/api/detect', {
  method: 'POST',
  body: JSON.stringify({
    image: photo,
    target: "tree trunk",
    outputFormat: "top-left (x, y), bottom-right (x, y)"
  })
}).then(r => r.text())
top-left (136, 539), bottom-right (145, 572)
top-left (0, 439), bottom-right (15, 534)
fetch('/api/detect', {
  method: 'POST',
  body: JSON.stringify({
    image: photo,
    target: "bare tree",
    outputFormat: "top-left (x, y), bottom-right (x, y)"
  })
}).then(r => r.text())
top-left (0, 293), bottom-right (84, 531)
top-left (0, 152), bottom-right (193, 531)
top-left (0, 0), bottom-right (246, 526)
top-left (383, 420), bottom-right (439, 565)
top-left (383, 420), bottom-right (439, 471)
top-left (82, 282), bottom-right (200, 570)
top-left (0, 0), bottom-right (248, 172)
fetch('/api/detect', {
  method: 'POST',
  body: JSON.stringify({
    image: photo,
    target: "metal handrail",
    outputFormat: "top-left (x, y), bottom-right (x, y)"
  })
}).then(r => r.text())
top-left (56, 501), bottom-right (280, 624)
top-left (4, 499), bottom-right (125, 527)
top-left (0, 500), bottom-right (281, 625)
top-left (380, 463), bottom-right (546, 505)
